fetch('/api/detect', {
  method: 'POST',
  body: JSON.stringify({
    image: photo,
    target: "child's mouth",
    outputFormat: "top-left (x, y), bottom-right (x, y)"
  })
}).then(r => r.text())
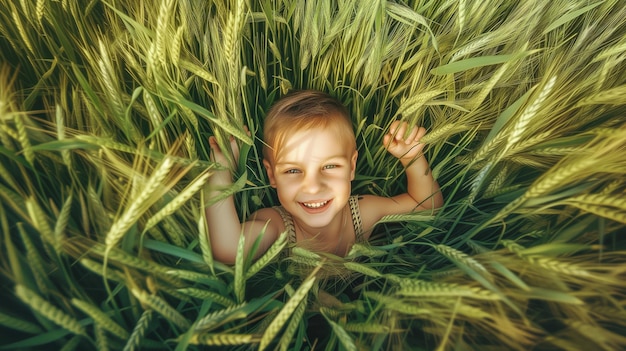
top-left (300, 200), bottom-right (331, 210)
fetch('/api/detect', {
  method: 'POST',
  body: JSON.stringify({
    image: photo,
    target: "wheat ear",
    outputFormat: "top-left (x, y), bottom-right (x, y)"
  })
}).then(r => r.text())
top-left (71, 298), bottom-right (129, 339)
top-left (15, 285), bottom-right (85, 336)
top-left (0, 311), bottom-right (43, 334)
top-left (189, 333), bottom-right (257, 346)
top-left (122, 309), bottom-right (153, 351)
top-left (259, 270), bottom-right (319, 351)
top-left (131, 288), bottom-right (190, 330)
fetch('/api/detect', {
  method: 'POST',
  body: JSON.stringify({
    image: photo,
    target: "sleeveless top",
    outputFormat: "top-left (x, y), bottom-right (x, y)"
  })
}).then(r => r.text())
top-left (273, 195), bottom-right (364, 254)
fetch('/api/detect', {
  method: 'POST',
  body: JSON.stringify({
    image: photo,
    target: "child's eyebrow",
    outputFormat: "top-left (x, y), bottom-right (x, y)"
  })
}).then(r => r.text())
top-left (275, 155), bottom-right (349, 166)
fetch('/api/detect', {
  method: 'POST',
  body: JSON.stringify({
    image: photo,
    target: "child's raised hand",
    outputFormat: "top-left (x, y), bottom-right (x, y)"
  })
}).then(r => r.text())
top-left (383, 121), bottom-right (427, 161)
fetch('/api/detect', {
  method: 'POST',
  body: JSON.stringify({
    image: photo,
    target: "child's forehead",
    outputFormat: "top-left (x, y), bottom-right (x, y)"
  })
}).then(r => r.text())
top-left (271, 126), bottom-right (355, 162)
top-left (280, 127), bottom-right (342, 147)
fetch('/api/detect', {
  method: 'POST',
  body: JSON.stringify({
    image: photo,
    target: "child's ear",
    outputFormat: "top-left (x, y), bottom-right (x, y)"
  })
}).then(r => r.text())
top-left (350, 150), bottom-right (358, 180)
top-left (263, 159), bottom-right (277, 188)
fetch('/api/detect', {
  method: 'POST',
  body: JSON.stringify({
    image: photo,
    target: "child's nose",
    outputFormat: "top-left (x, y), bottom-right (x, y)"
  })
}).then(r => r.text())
top-left (302, 173), bottom-right (322, 193)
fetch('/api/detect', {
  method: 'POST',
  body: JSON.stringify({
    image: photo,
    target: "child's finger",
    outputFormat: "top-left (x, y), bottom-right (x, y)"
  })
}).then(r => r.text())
top-left (405, 126), bottom-right (420, 144)
top-left (394, 122), bottom-right (408, 141)
top-left (415, 127), bottom-right (427, 142)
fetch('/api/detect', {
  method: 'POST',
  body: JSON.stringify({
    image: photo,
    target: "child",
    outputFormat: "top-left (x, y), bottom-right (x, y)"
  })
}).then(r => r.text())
top-left (206, 90), bottom-right (443, 264)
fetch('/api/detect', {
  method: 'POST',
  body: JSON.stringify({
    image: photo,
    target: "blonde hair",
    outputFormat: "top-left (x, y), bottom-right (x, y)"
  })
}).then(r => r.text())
top-left (263, 90), bottom-right (356, 160)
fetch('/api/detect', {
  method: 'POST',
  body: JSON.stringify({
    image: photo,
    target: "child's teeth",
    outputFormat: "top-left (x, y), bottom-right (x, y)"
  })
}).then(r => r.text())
top-left (303, 201), bottom-right (328, 208)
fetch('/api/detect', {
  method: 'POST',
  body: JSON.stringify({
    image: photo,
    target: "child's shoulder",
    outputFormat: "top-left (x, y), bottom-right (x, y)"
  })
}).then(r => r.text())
top-left (249, 206), bottom-right (287, 231)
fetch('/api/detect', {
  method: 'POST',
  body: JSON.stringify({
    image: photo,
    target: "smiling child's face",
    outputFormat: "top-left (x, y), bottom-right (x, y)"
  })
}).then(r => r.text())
top-left (264, 125), bottom-right (357, 232)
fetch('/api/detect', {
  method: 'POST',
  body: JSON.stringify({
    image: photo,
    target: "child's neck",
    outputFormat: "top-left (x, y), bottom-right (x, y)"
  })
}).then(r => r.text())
top-left (293, 204), bottom-right (349, 255)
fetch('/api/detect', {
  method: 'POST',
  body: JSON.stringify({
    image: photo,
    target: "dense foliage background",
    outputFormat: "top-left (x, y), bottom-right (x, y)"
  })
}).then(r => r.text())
top-left (1, 0), bottom-right (625, 350)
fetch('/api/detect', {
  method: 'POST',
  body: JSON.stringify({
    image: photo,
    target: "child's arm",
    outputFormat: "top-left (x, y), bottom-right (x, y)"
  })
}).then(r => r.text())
top-left (359, 121), bottom-right (443, 229)
top-left (383, 120), bottom-right (444, 210)
top-left (206, 133), bottom-right (280, 264)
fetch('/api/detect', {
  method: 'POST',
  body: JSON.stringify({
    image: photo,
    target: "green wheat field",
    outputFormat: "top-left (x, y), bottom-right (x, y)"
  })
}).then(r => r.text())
top-left (1, 0), bottom-right (625, 350)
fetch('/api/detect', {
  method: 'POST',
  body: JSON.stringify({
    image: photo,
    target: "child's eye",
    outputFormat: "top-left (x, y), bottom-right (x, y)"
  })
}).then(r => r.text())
top-left (323, 164), bottom-right (338, 170)
top-left (285, 169), bottom-right (301, 174)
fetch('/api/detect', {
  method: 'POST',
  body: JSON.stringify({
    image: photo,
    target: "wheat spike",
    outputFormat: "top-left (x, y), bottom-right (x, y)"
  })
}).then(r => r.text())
top-left (346, 243), bottom-right (387, 258)
top-left (344, 261), bottom-right (382, 278)
top-left (247, 231), bottom-right (288, 278)
top-left (97, 39), bottom-right (124, 119)
top-left (484, 165), bottom-right (508, 196)
top-left (142, 91), bottom-right (168, 146)
top-left (54, 194), bottom-right (72, 254)
top-left (324, 315), bottom-right (357, 351)
top-left (89, 243), bottom-right (177, 280)
top-left (179, 60), bottom-right (218, 84)
top-left (502, 240), bottom-right (592, 277)
top-left (184, 131), bottom-right (196, 159)
top-left (471, 131), bottom-right (508, 165)
top-left (564, 320), bottom-right (626, 349)
top-left (13, 112), bottom-right (34, 166)
top-left (441, 301), bottom-right (492, 320)
top-left (376, 212), bottom-right (435, 224)
top-left (525, 256), bottom-right (592, 277)
top-left (161, 218), bottom-right (185, 248)
top-left (35, 0), bottom-right (45, 23)
top-left (501, 239), bottom-right (525, 255)
top-left (457, 0), bottom-right (466, 34)
top-left (529, 146), bottom-right (581, 156)
top-left (277, 297), bottom-right (307, 351)
top-left (259, 274), bottom-right (317, 351)
top-left (570, 193), bottom-right (626, 211)
top-left (575, 85), bottom-right (626, 107)
top-left (79, 259), bottom-right (125, 283)
top-left (503, 75), bottom-right (557, 155)
top-left (525, 157), bottom-right (596, 198)
top-left (165, 268), bottom-right (217, 284)
top-left (25, 197), bottom-right (57, 251)
top-left (450, 34), bottom-right (493, 62)
top-left (122, 310), bottom-right (153, 351)
top-left (194, 303), bottom-right (248, 331)
top-left (233, 232), bottom-right (246, 304)
top-left (71, 298), bottom-right (129, 339)
top-left (189, 333), bottom-right (257, 346)
top-left (177, 288), bottom-right (235, 307)
top-left (15, 285), bottom-right (85, 336)
top-left (75, 135), bottom-right (135, 153)
top-left (11, 6), bottom-right (35, 55)
top-left (55, 104), bottom-right (72, 168)
top-left (384, 301), bottom-right (433, 316)
top-left (0, 311), bottom-right (43, 334)
top-left (178, 103), bottom-right (199, 130)
top-left (155, 0), bottom-right (174, 69)
top-left (143, 169), bottom-right (210, 233)
top-left (131, 288), bottom-right (190, 330)
top-left (105, 156), bottom-right (173, 250)
top-left (469, 61), bottom-right (511, 110)
top-left (344, 321), bottom-right (390, 334)
top-left (94, 324), bottom-right (108, 351)
top-left (197, 202), bottom-right (214, 269)
top-left (419, 124), bottom-right (469, 144)
top-left (288, 254), bottom-right (322, 268)
top-left (435, 244), bottom-right (491, 278)
top-left (171, 25), bottom-right (184, 65)
top-left (17, 224), bottom-right (48, 295)
top-left (146, 227), bottom-right (168, 243)
top-left (396, 279), bottom-right (500, 300)
top-left (397, 90), bottom-right (445, 118)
